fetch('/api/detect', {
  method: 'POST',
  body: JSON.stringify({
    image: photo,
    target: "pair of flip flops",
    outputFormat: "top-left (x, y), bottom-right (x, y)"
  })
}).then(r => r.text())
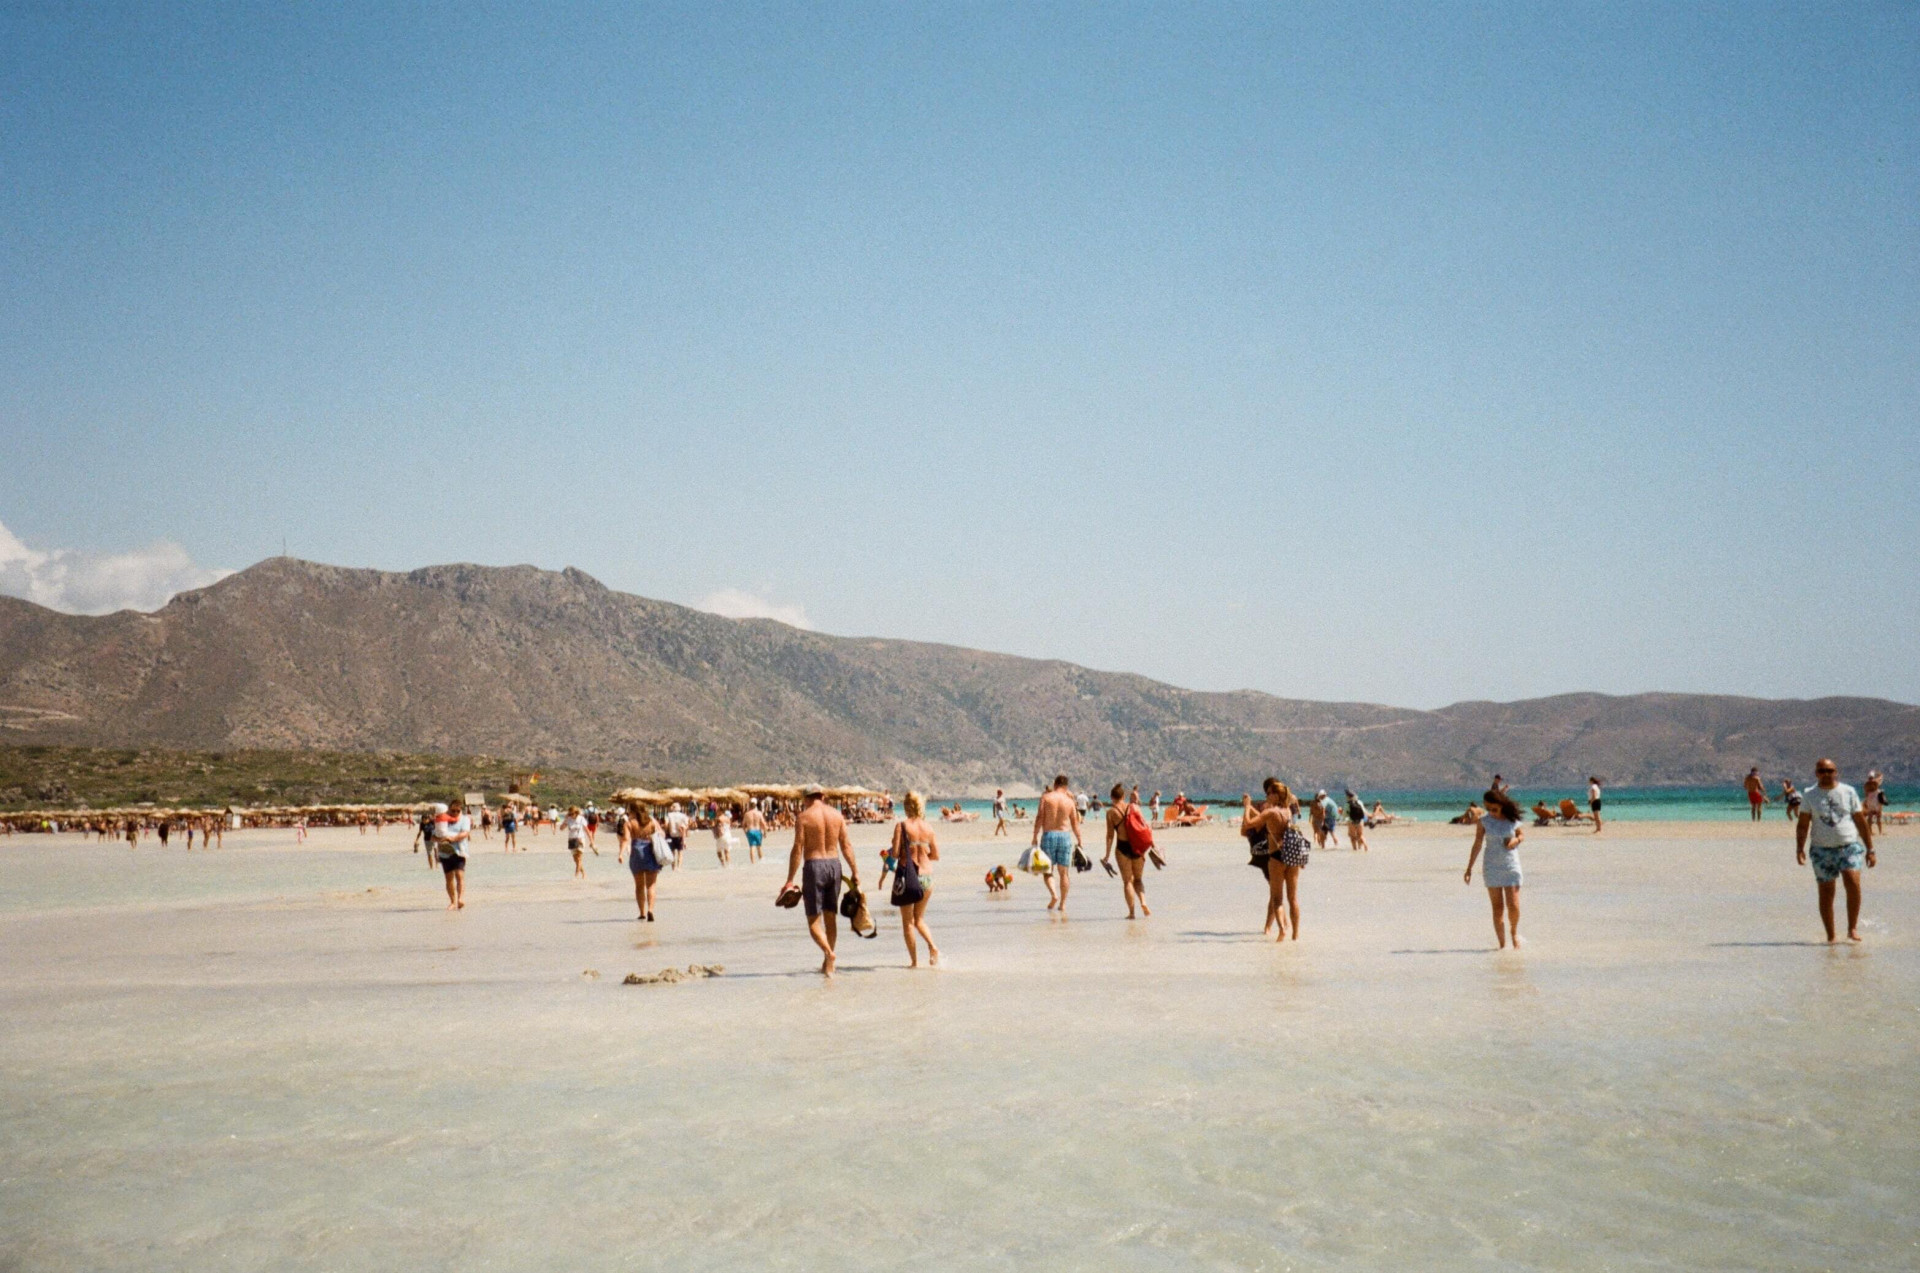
top-left (775, 885), bottom-right (802, 909)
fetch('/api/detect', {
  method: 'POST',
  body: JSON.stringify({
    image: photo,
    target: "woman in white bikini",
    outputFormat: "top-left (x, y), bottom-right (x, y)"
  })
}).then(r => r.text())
top-left (887, 791), bottom-right (940, 968)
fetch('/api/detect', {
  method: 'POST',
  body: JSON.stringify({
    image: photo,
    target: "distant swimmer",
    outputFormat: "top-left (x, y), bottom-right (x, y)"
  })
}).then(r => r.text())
top-left (743, 803), bottom-right (767, 863)
top-left (776, 785), bottom-right (860, 977)
top-left (1464, 788), bottom-right (1525, 949)
top-left (1103, 783), bottom-right (1149, 919)
top-left (433, 800), bottom-right (472, 910)
top-left (992, 789), bottom-right (1009, 838)
top-left (1588, 777), bottom-right (1604, 833)
top-left (622, 800), bottom-right (665, 921)
top-left (1030, 775), bottom-right (1084, 914)
top-left (564, 806), bottom-right (588, 878)
top-left (1795, 759), bottom-right (1874, 943)
top-left (1745, 767), bottom-right (1769, 821)
top-left (1244, 779), bottom-right (1307, 941)
top-left (888, 791), bottom-right (940, 968)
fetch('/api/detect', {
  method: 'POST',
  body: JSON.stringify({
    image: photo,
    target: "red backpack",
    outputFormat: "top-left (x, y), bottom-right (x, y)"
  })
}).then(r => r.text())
top-left (1123, 801), bottom-right (1155, 851)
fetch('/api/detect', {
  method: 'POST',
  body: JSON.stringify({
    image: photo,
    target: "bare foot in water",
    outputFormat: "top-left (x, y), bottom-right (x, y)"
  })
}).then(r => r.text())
top-left (821, 951), bottom-right (836, 978)
top-left (1510, 934), bottom-right (1522, 948)
top-left (928, 947), bottom-right (939, 966)
top-left (1849, 931), bottom-right (1863, 943)
top-left (1140, 901), bottom-right (1151, 917)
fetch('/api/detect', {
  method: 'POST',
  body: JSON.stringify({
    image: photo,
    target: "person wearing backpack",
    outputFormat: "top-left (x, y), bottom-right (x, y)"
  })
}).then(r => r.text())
top-left (1102, 783), bottom-right (1151, 919)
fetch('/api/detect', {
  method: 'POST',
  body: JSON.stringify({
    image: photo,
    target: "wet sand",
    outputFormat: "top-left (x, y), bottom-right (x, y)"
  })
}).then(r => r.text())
top-left (1, 817), bottom-right (1914, 1269)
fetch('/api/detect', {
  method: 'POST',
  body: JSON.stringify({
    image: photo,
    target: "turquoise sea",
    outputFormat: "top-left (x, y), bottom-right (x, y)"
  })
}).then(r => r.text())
top-left (937, 784), bottom-right (1918, 823)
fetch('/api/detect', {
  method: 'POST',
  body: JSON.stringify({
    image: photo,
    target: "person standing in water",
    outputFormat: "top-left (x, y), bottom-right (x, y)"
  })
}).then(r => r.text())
top-left (888, 791), bottom-right (940, 968)
top-left (622, 800), bottom-right (665, 921)
top-left (777, 785), bottom-right (860, 977)
top-left (1464, 788), bottom-right (1525, 948)
top-left (1782, 778), bottom-right (1801, 824)
top-left (1031, 775), bottom-right (1084, 913)
top-left (563, 806), bottom-right (589, 878)
top-left (1344, 789), bottom-right (1370, 851)
top-left (664, 803), bottom-right (689, 869)
top-left (713, 808), bottom-right (734, 867)
top-left (434, 800), bottom-right (472, 910)
top-left (1587, 777), bottom-right (1604, 833)
top-left (1796, 759), bottom-right (1875, 943)
top-left (1745, 767), bottom-right (1769, 820)
top-left (1244, 779), bottom-right (1306, 941)
top-left (991, 789), bottom-right (1009, 837)
top-left (1102, 783), bottom-right (1150, 919)
top-left (743, 802), bottom-right (767, 863)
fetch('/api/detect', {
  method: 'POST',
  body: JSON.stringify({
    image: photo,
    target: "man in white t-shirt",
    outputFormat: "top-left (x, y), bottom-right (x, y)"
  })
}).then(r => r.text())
top-left (1794, 758), bottom-right (1875, 943)
top-left (664, 803), bottom-right (690, 869)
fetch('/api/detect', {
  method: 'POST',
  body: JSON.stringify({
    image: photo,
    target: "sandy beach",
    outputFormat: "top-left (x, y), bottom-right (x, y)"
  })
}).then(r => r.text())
top-left (1, 816), bottom-right (1914, 1270)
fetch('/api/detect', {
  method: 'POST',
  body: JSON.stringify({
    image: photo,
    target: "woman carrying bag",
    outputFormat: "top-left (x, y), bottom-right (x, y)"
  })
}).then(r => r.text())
top-left (622, 801), bottom-right (666, 922)
top-left (888, 791), bottom-right (941, 968)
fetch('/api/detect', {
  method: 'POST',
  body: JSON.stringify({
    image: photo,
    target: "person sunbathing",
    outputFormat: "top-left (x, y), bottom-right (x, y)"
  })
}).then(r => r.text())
top-left (1450, 802), bottom-right (1486, 826)
top-left (1369, 801), bottom-right (1399, 825)
top-left (1165, 794), bottom-right (1210, 826)
top-left (1531, 801), bottom-right (1556, 827)
top-left (1557, 798), bottom-right (1590, 824)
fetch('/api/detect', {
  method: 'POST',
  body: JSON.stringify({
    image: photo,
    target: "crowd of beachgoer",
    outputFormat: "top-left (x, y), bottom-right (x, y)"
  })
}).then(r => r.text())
top-left (5, 759), bottom-right (1892, 971)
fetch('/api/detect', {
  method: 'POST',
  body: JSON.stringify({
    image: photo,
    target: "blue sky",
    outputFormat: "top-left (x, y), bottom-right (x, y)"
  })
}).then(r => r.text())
top-left (2, 3), bottom-right (1915, 707)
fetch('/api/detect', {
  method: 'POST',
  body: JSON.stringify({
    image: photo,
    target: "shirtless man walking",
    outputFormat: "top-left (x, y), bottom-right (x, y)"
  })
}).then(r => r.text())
top-left (777, 785), bottom-right (861, 977)
top-left (743, 802), bottom-right (767, 863)
top-left (1031, 774), bottom-right (1084, 913)
top-left (1745, 767), bottom-right (1769, 821)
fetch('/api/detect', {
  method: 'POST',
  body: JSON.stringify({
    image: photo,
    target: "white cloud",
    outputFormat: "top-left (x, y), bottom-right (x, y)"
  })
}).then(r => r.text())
top-left (0, 518), bottom-right (233, 615)
top-left (698, 588), bottom-right (813, 630)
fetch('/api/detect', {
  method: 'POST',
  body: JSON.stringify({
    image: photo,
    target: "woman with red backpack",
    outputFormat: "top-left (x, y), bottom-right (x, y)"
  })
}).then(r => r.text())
top-left (1102, 783), bottom-right (1152, 919)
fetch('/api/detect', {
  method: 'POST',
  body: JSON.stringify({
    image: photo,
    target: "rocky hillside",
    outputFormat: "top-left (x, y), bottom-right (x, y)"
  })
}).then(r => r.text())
top-left (0, 558), bottom-right (1913, 789)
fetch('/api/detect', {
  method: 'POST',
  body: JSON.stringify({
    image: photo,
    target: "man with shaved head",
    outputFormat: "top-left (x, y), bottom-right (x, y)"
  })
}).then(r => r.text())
top-left (1795, 759), bottom-right (1875, 943)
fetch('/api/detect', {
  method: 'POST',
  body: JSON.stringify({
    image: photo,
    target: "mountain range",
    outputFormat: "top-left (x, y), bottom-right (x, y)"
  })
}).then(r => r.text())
top-left (1, 558), bottom-right (1914, 791)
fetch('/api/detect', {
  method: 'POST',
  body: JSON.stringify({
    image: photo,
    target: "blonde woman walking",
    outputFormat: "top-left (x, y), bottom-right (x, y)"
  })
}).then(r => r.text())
top-left (1244, 778), bottom-right (1307, 941)
top-left (622, 801), bottom-right (665, 922)
top-left (888, 791), bottom-right (940, 967)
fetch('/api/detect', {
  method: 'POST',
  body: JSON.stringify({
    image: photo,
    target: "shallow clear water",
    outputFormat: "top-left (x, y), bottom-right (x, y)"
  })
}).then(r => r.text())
top-left (1, 822), bottom-right (1915, 1269)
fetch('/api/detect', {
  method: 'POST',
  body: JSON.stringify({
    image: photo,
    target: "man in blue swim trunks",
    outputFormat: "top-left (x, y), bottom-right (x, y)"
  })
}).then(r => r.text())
top-left (1795, 758), bottom-right (1876, 943)
top-left (1030, 774), bottom-right (1084, 913)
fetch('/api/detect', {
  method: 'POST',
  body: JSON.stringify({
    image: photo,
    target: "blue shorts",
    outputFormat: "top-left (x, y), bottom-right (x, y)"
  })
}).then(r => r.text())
top-left (746, 829), bottom-right (764, 848)
top-left (1040, 830), bottom-right (1074, 868)
top-left (1809, 842), bottom-right (1864, 883)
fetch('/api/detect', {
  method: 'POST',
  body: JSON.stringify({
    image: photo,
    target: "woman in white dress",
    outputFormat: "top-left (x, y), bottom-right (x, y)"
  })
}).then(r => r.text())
top-left (1464, 789), bottom-right (1527, 948)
